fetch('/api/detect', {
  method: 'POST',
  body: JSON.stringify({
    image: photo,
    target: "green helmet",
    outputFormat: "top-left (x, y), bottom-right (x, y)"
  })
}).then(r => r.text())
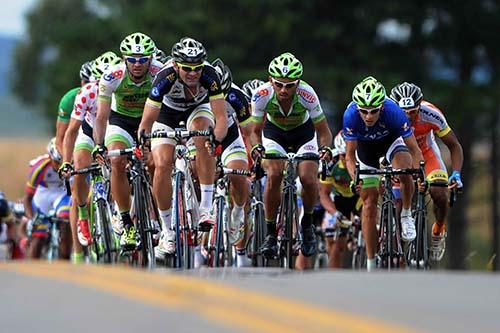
top-left (91, 51), bottom-right (122, 80)
top-left (268, 52), bottom-right (303, 79)
top-left (352, 76), bottom-right (386, 107)
top-left (120, 32), bottom-right (156, 56)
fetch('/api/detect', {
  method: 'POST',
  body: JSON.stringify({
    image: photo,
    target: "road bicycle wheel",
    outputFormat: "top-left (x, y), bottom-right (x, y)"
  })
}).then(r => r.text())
top-left (95, 199), bottom-right (116, 264)
top-left (214, 196), bottom-right (225, 267)
top-left (248, 181), bottom-right (265, 267)
top-left (282, 190), bottom-right (295, 269)
top-left (173, 171), bottom-right (190, 269)
top-left (133, 178), bottom-right (155, 269)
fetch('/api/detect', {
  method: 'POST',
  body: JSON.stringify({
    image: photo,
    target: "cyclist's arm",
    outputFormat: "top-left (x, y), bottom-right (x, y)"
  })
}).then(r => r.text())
top-left (55, 120), bottom-right (69, 154)
top-left (93, 98), bottom-right (111, 145)
top-left (440, 130), bottom-right (463, 173)
top-left (23, 192), bottom-right (34, 220)
top-left (139, 100), bottom-right (161, 137)
top-left (313, 118), bottom-right (332, 147)
top-left (210, 97), bottom-right (228, 142)
top-left (403, 134), bottom-right (423, 168)
top-left (345, 139), bottom-right (357, 180)
top-left (249, 119), bottom-right (264, 147)
top-left (62, 118), bottom-right (82, 163)
top-left (319, 183), bottom-right (337, 215)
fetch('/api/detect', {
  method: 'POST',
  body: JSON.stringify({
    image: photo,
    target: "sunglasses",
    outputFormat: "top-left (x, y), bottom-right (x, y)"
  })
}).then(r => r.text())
top-left (126, 56), bottom-right (151, 64)
top-left (358, 106), bottom-right (381, 115)
top-left (178, 63), bottom-right (204, 73)
top-left (272, 78), bottom-right (299, 89)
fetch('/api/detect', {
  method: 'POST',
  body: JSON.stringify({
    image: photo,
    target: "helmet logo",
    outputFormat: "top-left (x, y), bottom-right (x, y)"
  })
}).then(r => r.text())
top-left (282, 66), bottom-right (289, 74)
top-left (399, 97), bottom-right (414, 108)
top-left (186, 48), bottom-right (198, 56)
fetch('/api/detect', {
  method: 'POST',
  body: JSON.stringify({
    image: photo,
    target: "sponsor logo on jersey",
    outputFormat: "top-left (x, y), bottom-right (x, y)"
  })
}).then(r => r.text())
top-left (252, 89), bottom-right (269, 102)
top-left (304, 144), bottom-right (316, 151)
top-left (166, 73), bottom-right (176, 82)
top-left (402, 122), bottom-right (409, 131)
top-left (297, 88), bottom-right (316, 103)
top-left (151, 87), bottom-right (160, 98)
top-left (210, 81), bottom-right (219, 92)
top-left (228, 93), bottom-right (236, 101)
top-left (345, 127), bottom-right (354, 136)
top-left (103, 70), bottom-right (124, 82)
top-left (421, 108), bottom-right (446, 127)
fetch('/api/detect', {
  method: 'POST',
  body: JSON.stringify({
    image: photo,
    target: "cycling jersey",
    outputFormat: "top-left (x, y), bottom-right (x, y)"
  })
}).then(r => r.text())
top-left (26, 155), bottom-right (64, 195)
top-left (251, 81), bottom-right (325, 131)
top-left (71, 82), bottom-right (99, 128)
top-left (226, 84), bottom-right (251, 127)
top-left (57, 87), bottom-right (80, 123)
top-left (98, 60), bottom-right (163, 118)
top-left (411, 100), bottom-right (451, 182)
top-left (320, 160), bottom-right (355, 198)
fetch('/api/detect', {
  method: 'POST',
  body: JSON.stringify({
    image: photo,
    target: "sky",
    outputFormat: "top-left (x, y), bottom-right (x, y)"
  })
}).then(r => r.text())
top-left (0, 1), bottom-right (37, 37)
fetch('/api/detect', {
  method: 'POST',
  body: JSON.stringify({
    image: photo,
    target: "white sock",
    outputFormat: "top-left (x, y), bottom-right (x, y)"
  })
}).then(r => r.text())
top-left (231, 204), bottom-right (245, 224)
top-left (236, 249), bottom-right (247, 267)
top-left (401, 208), bottom-right (411, 218)
top-left (367, 258), bottom-right (376, 272)
top-left (159, 209), bottom-right (172, 230)
top-left (200, 184), bottom-right (214, 211)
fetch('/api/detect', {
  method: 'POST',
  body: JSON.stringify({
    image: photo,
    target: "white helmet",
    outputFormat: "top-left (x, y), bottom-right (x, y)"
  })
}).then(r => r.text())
top-left (334, 131), bottom-right (346, 154)
top-left (47, 137), bottom-right (62, 163)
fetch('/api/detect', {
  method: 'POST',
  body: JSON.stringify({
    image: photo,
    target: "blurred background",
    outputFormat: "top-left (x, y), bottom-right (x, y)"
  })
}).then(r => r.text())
top-left (0, 0), bottom-right (498, 271)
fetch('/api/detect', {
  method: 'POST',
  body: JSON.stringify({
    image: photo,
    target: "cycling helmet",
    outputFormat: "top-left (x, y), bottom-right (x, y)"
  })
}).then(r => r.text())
top-left (47, 138), bottom-right (62, 163)
top-left (389, 82), bottom-right (423, 109)
top-left (154, 48), bottom-right (171, 64)
top-left (268, 52), bottom-right (303, 79)
top-left (120, 32), bottom-right (156, 56)
top-left (79, 60), bottom-right (93, 82)
top-left (242, 79), bottom-right (265, 98)
top-left (334, 131), bottom-right (346, 154)
top-left (91, 51), bottom-right (122, 80)
top-left (171, 37), bottom-right (207, 64)
top-left (352, 76), bottom-right (386, 107)
top-left (211, 58), bottom-right (233, 93)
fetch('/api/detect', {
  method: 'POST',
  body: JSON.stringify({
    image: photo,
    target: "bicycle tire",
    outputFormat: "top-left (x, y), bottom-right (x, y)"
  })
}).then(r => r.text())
top-left (133, 177), bottom-right (155, 269)
top-left (251, 196), bottom-right (265, 267)
top-left (172, 171), bottom-right (188, 268)
top-left (284, 190), bottom-right (295, 269)
top-left (96, 199), bottom-right (114, 264)
top-left (214, 196), bottom-right (225, 267)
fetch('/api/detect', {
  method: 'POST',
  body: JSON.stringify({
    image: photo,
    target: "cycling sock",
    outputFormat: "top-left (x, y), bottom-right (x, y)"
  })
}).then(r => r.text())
top-left (367, 258), bottom-right (376, 271)
top-left (236, 248), bottom-right (246, 256)
top-left (120, 211), bottom-right (133, 228)
top-left (200, 184), bottom-right (214, 211)
top-left (265, 219), bottom-right (277, 237)
top-left (301, 212), bottom-right (313, 228)
top-left (401, 207), bottom-right (412, 218)
top-left (77, 204), bottom-right (88, 219)
top-left (236, 249), bottom-right (247, 268)
top-left (159, 208), bottom-right (172, 230)
top-left (72, 251), bottom-right (85, 264)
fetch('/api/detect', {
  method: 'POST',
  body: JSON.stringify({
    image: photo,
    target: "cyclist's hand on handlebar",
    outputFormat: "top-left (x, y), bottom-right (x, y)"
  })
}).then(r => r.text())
top-left (205, 140), bottom-right (222, 157)
top-left (92, 144), bottom-right (108, 165)
top-left (448, 171), bottom-right (463, 191)
top-left (319, 145), bottom-right (334, 161)
top-left (349, 179), bottom-right (362, 194)
top-left (250, 144), bottom-right (265, 161)
top-left (57, 162), bottom-right (73, 179)
top-left (416, 177), bottom-right (428, 193)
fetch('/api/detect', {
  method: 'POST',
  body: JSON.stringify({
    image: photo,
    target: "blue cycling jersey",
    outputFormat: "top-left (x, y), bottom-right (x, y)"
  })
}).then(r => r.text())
top-left (343, 98), bottom-right (413, 141)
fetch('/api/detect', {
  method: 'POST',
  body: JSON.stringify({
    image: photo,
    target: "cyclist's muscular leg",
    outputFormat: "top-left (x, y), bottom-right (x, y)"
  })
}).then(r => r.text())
top-left (298, 160), bottom-right (319, 212)
top-left (152, 144), bottom-right (175, 210)
top-left (227, 160), bottom-right (249, 207)
top-left (430, 186), bottom-right (449, 223)
top-left (391, 151), bottom-right (414, 210)
top-left (263, 160), bottom-right (285, 221)
top-left (27, 237), bottom-right (44, 259)
top-left (73, 151), bottom-right (92, 207)
top-left (360, 187), bottom-right (379, 259)
top-left (108, 141), bottom-right (131, 213)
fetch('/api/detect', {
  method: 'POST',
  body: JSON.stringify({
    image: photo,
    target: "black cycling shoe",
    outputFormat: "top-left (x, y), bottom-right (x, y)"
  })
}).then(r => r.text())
top-left (301, 225), bottom-right (317, 257)
top-left (260, 235), bottom-right (278, 259)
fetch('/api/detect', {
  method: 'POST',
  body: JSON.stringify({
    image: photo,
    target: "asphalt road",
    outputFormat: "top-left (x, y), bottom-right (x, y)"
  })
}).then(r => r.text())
top-left (0, 262), bottom-right (498, 333)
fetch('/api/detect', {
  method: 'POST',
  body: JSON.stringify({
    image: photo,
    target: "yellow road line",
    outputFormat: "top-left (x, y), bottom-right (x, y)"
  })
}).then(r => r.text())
top-left (0, 262), bottom-right (422, 333)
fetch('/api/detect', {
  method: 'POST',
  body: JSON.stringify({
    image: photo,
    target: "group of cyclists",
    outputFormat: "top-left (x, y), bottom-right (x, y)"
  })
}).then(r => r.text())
top-left (0, 32), bottom-right (464, 270)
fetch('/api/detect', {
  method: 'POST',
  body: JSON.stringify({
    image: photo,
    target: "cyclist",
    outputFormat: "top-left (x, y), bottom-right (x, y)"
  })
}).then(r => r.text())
top-left (55, 61), bottom-right (93, 153)
top-left (93, 32), bottom-right (162, 250)
top-left (23, 138), bottom-right (71, 259)
top-left (58, 52), bottom-right (122, 259)
top-left (211, 58), bottom-right (253, 266)
top-left (138, 37), bottom-right (228, 259)
top-left (390, 82), bottom-right (463, 261)
top-left (242, 79), bottom-right (265, 101)
top-left (319, 131), bottom-right (362, 268)
top-left (249, 52), bottom-right (333, 258)
top-left (343, 76), bottom-right (423, 271)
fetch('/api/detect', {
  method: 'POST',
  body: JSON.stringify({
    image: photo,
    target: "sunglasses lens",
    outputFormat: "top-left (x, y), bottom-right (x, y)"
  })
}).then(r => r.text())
top-left (180, 65), bottom-right (203, 73)
top-left (126, 57), bottom-right (137, 64)
top-left (139, 57), bottom-right (149, 64)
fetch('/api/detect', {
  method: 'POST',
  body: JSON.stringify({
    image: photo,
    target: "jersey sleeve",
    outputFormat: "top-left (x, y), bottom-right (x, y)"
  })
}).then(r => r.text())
top-left (390, 103), bottom-right (413, 138)
top-left (342, 103), bottom-right (359, 141)
top-left (421, 102), bottom-right (451, 137)
top-left (200, 65), bottom-right (224, 101)
top-left (71, 84), bottom-right (93, 122)
top-left (146, 66), bottom-right (177, 109)
top-left (98, 64), bottom-right (126, 102)
top-left (25, 157), bottom-right (50, 194)
top-left (250, 86), bottom-right (272, 124)
top-left (228, 88), bottom-right (252, 127)
top-left (297, 84), bottom-right (325, 124)
top-left (57, 87), bottom-right (79, 123)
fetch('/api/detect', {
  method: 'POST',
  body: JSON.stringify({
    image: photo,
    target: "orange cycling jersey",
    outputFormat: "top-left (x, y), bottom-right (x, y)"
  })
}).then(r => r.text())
top-left (411, 101), bottom-right (451, 182)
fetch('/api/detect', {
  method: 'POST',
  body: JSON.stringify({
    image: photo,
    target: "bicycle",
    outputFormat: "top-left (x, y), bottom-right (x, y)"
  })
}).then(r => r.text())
top-left (147, 128), bottom-right (212, 269)
top-left (206, 164), bottom-right (251, 267)
top-left (246, 157), bottom-right (266, 267)
top-left (28, 211), bottom-right (68, 261)
top-left (350, 216), bottom-right (367, 269)
top-left (264, 152), bottom-right (319, 269)
top-left (354, 162), bottom-right (422, 270)
top-left (67, 163), bottom-right (118, 264)
top-left (107, 145), bottom-right (158, 269)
